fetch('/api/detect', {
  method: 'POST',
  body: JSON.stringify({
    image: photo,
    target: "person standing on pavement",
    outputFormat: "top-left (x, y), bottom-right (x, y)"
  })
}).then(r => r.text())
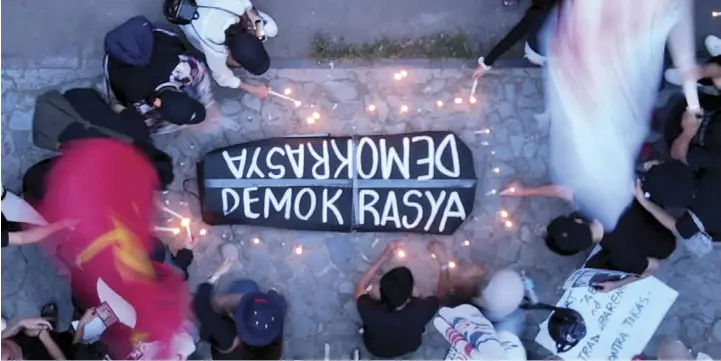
top-left (472, 0), bottom-right (556, 78)
top-left (354, 241), bottom-right (451, 358)
top-left (193, 245), bottom-right (286, 360)
top-left (177, 0), bottom-right (277, 99)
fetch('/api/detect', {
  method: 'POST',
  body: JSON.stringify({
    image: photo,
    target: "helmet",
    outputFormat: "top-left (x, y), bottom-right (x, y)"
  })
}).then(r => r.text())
top-left (163, 0), bottom-right (200, 25)
top-left (548, 307), bottom-right (587, 353)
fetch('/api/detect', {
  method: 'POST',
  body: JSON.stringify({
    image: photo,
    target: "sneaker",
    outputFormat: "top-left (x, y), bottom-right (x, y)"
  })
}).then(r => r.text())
top-left (664, 68), bottom-right (682, 86)
top-left (704, 35), bottom-right (721, 57)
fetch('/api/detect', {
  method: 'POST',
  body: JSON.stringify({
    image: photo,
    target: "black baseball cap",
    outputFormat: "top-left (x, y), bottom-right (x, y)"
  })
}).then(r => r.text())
top-left (545, 214), bottom-right (593, 256)
top-left (642, 160), bottom-right (694, 208)
top-left (158, 91), bottom-right (205, 125)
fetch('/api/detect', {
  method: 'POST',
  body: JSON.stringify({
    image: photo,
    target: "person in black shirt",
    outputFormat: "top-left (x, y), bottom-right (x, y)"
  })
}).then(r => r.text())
top-left (354, 240), bottom-right (451, 358)
top-left (472, 0), bottom-right (556, 78)
top-left (665, 93), bottom-right (721, 171)
top-left (501, 161), bottom-right (687, 292)
top-left (193, 246), bottom-right (285, 360)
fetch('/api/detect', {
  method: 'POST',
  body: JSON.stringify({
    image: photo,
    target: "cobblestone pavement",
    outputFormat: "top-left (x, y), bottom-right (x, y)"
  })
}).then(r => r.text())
top-left (2, 62), bottom-right (721, 359)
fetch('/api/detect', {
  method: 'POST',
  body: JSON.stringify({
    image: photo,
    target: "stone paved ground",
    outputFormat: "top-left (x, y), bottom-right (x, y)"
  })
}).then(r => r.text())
top-left (2, 63), bottom-right (721, 359)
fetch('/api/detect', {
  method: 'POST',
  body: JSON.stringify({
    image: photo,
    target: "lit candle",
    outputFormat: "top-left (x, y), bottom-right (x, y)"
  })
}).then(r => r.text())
top-left (306, 116), bottom-right (316, 124)
top-left (184, 225), bottom-right (192, 239)
top-left (431, 253), bottom-right (436, 259)
top-left (400, 105), bottom-right (409, 113)
top-left (454, 97), bottom-right (463, 104)
top-left (284, 88), bottom-right (292, 95)
top-left (393, 73), bottom-right (403, 80)
top-left (294, 245), bottom-right (303, 255)
top-left (462, 240), bottom-right (470, 246)
top-left (470, 79), bottom-right (478, 99)
top-left (509, 187), bottom-right (516, 194)
top-left (396, 249), bottom-right (406, 259)
top-left (180, 218), bottom-right (191, 227)
top-left (269, 89), bottom-right (301, 105)
top-left (252, 237), bottom-right (261, 245)
top-left (294, 101), bottom-right (302, 108)
top-left (470, 96), bottom-right (478, 104)
top-left (368, 104), bottom-right (376, 112)
top-left (400, 70), bottom-right (408, 78)
top-left (504, 220), bottom-right (513, 228)
top-left (155, 226), bottom-right (180, 233)
top-left (493, 167), bottom-right (500, 174)
top-left (172, 228), bottom-right (181, 235)
top-left (163, 207), bottom-right (184, 220)
top-left (312, 112), bottom-right (321, 120)
top-left (500, 210), bottom-right (509, 218)
top-left (436, 100), bottom-right (444, 108)
top-left (448, 261), bottom-right (456, 269)
top-left (199, 229), bottom-right (208, 236)
top-left (713, 11), bottom-right (720, 17)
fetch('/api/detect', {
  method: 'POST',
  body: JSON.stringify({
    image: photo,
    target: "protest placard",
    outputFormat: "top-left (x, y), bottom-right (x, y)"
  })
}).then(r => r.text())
top-left (536, 269), bottom-right (678, 360)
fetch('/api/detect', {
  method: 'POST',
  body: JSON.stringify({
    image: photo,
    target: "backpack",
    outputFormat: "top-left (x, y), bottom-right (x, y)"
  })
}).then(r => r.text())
top-left (32, 90), bottom-right (132, 151)
top-left (104, 16), bottom-right (155, 67)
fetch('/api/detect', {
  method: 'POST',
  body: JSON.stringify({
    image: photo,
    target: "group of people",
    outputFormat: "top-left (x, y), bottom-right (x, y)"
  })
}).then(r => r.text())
top-left (2, 0), bottom-right (720, 359)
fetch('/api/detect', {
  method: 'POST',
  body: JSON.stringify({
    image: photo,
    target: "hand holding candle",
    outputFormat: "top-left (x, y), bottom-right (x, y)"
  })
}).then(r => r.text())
top-left (470, 79), bottom-right (478, 103)
top-left (269, 88), bottom-right (302, 107)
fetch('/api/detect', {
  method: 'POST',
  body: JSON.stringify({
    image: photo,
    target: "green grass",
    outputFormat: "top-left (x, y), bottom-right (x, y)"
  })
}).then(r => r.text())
top-left (310, 32), bottom-right (475, 60)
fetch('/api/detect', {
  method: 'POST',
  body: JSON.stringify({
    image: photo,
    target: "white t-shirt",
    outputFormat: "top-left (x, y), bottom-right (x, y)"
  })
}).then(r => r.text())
top-left (180, 0), bottom-right (253, 88)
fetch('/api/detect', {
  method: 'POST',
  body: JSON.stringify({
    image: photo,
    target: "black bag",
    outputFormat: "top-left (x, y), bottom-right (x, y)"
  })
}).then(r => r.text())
top-left (32, 91), bottom-right (132, 151)
top-left (522, 302), bottom-right (587, 353)
top-left (163, 0), bottom-right (201, 25)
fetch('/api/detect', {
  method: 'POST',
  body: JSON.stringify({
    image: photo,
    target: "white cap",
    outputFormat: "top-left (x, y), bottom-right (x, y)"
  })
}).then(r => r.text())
top-left (477, 269), bottom-right (524, 318)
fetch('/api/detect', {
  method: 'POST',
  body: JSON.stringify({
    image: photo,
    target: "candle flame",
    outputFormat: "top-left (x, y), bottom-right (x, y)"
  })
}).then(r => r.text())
top-left (500, 210), bottom-right (509, 218)
top-left (199, 229), bottom-right (208, 236)
top-left (400, 70), bottom-right (408, 78)
top-left (448, 261), bottom-right (456, 269)
top-left (713, 11), bottom-right (720, 17)
top-left (306, 116), bottom-right (316, 124)
top-left (436, 100), bottom-right (444, 108)
top-left (252, 237), bottom-right (261, 245)
top-left (368, 104), bottom-right (376, 112)
top-left (180, 218), bottom-right (191, 227)
top-left (172, 228), bottom-right (181, 235)
top-left (470, 96), bottom-right (478, 104)
top-left (396, 249), bottom-right (406, 259)
top-left (493, 167), bottom-right (500, 174)
top-left (431, 253), bottom-right (436, 259)
top-left (454, 97), bottom-right (463, 104)
top-left (504, 220), bottom-right (513, 228)
top-left (294, 245), bottom-right (303, 255)
top-left (284, 88), bottom-right (292, 95)
top-left (312, 112), bottom-right (321, 120)
top-left (400, 105), bottom-right (409, 113)
top-left (462, 240), bottom-right (470, 246)
top-left (393, 73), bottom-right (403, 80)
top-left (294, 101), bottom-right (302, 108)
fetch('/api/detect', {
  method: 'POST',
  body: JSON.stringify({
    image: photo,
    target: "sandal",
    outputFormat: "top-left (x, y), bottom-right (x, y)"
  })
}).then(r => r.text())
top-left (41, 302), bottom-right (58, 330)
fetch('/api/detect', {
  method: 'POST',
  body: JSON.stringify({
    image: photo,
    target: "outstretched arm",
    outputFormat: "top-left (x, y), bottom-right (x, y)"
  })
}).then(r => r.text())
top-left (501, 182), bottom-right (575, 202)
top-left (6, 220), bottom-right (75, 247)
top-left (354, 241), bottom-right (397, 299)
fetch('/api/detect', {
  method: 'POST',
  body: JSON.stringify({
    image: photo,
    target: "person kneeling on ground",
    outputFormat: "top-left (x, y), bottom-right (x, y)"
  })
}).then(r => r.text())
top-left (354, 240), bottom-right (452, 358)
top-left (105, 16), bottom-right (214, 134)
top-left (178, 0), bottom-right (276, 98)
top-left (664, 93), bottom-right (721, 172)
top-left (193, 245), bottom-right (285, 360)
top-left (500, 161), bottom-right (692, 291)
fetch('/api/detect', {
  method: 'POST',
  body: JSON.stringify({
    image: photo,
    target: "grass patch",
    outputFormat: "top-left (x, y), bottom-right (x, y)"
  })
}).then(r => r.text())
top-left (311, 32), bottom-right (475, 60)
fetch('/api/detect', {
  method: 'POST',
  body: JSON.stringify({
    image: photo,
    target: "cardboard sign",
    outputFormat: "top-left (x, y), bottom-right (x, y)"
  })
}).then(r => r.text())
top-left (535, 268), bottom-right (678, 360)
top-left (198, 131), bottom-right (477, 234)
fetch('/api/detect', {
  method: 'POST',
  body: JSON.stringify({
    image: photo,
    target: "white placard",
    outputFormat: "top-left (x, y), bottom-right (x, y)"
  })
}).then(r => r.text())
top-left (536, 269), bottom-right (678, 360)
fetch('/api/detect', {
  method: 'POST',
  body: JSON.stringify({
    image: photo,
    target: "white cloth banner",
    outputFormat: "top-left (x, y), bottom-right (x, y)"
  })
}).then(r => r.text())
top-left (536, 269), bottom-right (678, 360)
top-left (544, 0), bottom-right (693, 229)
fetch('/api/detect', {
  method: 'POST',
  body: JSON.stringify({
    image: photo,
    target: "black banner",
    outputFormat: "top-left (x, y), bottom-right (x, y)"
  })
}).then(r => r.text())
top-left (198, 131), bottom-right (477, 235)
